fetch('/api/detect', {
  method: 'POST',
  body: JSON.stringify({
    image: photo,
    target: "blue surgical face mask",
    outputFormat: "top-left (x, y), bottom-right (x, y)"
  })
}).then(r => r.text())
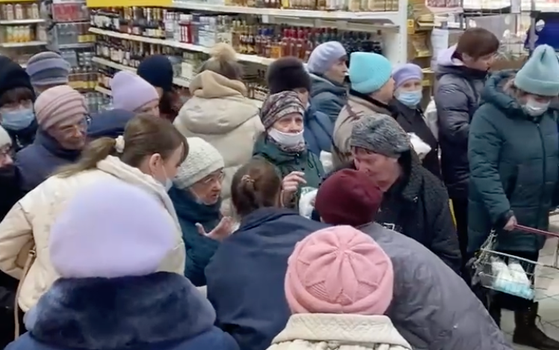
top-left (396, 90), bottom-right (422, 107)
top-left (1, 108), bottom-right (35, 131)
top-left (523, 99), bottom-right (550, 117)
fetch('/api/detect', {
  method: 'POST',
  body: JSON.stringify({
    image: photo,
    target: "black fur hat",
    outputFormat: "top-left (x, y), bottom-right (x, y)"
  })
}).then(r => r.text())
top-left (266, 57), bottom-right (311, 94)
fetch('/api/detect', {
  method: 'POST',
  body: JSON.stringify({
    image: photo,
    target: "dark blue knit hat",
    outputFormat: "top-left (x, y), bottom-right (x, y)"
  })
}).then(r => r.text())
top-left (87, 109), bottom-right (135, 139)
top-left (137, 55), bottom-right (174, 92)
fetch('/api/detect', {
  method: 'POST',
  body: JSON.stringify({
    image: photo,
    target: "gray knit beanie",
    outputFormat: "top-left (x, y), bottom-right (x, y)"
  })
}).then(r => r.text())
top-left (350, 116), bottom-right (410, 158)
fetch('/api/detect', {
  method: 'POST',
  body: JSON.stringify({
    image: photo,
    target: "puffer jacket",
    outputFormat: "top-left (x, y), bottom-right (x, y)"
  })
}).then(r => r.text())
top-left (434, 45), bottom-right (488, 200)
top-left (332, 90), bottom-right (394, 168)
top-left (174, 70), bottom-right (264, 216)
top-left (267, 314), bottom-right (411, 350)
top-left (468, 70), bottom-right (559, 254)
top-left (303, 105), bottom-right (334, 156)
top-left (309, 73), bottom-right (347, 123)
top-left (0, 156), bottom-right (186, 312)
top-left (252, 135), bottom-right (324, 207)
top-left (360, 222), bottom-right (512, 350)
top-left (15, 129), bottom-right (81, 192)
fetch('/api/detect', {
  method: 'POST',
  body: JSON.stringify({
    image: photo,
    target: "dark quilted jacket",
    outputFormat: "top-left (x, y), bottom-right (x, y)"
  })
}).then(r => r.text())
top-left (468, 70), bottom-right (559, 254)
top-left (316, 151), bottom-right (461, 273)
top-left (434, 46), bottom-right (487, 199)
top-left (361, 222), bottom-right (513, 350)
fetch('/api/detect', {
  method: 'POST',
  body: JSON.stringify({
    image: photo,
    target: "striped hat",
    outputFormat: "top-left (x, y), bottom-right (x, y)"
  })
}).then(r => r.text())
top-left (34, 86), bottom-right (87, 130)
top-left (26, 52), bottom-right (71, 87)
top-left (260, 91), bottom-right (305, 129)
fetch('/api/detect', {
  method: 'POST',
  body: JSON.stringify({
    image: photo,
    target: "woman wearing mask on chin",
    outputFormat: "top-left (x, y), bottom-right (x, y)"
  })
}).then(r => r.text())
top-left (168, 137), bottom-right (234, 287)
top-left (391, 64), bottom-right (440, 178)
top-left (0, 114), bottom-right (188, 315)
top-left (0, 57), bottom-right (37, 152)
top-left (468, 44), bottom-right (559, 349)
top-left (253, 91), bottom-right (324, 209)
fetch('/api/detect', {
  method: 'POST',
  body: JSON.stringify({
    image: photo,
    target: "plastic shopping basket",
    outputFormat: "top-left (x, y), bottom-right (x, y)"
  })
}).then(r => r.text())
top-left (471, 225), bottom-right (559, 301)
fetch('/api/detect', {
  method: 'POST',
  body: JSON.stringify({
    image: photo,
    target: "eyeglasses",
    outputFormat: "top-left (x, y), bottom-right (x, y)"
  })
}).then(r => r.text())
top-left (201, 171), bottom-right (225, 185)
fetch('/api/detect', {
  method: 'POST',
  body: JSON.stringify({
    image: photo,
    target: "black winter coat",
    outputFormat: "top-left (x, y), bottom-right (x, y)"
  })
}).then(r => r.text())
top-left (434, 59), bottom-right (487, 199)
top-left (0, 164), bottom-right (24, 221)
top-left (391, 99), bottom-right (441, 179)
top-left (315, 151), bottom-right (461, 273)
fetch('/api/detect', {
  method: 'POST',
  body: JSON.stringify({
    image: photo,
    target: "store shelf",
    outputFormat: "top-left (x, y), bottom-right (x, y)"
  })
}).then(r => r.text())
top-left (90, 27), bottom-right (276, 66)
top-left (0, 19), bottom-right (45, 25)
top-left (169, 2), bottom-right (401, 23)
top-left (0, 41), bottom-right (47, 48)
top-left (92, 56), bottom-right (191, 87)
top-left (57, 42), bottom-right (95, 49)
top-left (95, 85), bottom-right (112, 95)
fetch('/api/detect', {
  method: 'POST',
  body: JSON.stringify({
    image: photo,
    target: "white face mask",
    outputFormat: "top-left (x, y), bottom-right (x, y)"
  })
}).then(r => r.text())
top-left (523, 99), bottom-right (550, 117)
top-left (268, 128), bottom-right (305, 147)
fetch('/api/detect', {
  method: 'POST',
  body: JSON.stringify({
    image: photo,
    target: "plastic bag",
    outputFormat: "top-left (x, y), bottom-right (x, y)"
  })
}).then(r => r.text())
top-left (320, 151), bottom-right (333, 174)
top-left (424, 98), bottom-right (438, 141)
top-left (409, 133), bottom-right (432, 160)
top-left (299, 188), bottom-right (318, 219)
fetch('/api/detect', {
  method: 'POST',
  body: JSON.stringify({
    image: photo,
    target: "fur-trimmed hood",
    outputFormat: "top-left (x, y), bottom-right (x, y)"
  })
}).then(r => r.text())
top-left (30, 272), bottom-right (216, 349)
top-left (481, 70), bottom-right (559, 120)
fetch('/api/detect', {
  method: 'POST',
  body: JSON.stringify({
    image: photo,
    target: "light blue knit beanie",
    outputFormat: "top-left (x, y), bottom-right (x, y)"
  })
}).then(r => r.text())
top-left (514, 44), bottom-right (559, 96)
top-left (349, 52), bottom-right (392, 94)
top-left (307, 41), bottom-right (347, 75)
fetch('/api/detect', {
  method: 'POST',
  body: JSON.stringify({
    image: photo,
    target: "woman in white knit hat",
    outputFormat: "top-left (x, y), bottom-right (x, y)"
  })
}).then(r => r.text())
top-left (168, 137), bottom-right (234, 287)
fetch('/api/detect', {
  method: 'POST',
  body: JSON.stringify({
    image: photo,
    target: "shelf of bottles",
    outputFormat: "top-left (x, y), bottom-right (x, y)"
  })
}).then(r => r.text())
top-left (0, 0), bottom-right (47, 63)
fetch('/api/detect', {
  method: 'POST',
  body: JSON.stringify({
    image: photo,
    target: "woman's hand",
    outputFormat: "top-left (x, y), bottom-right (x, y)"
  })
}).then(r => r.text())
top-left (196, 217), bottom-right (234, 242)
top-left (281, 171), bottom-right (306, 206)
top-left (503, 216), bottom-right (518, 231)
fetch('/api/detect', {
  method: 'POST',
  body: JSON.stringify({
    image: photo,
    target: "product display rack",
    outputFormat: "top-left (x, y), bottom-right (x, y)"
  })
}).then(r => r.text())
top-left (86, 0), bottom-right (409, 102)
top-left (0, 0), bottom-right (47, 67)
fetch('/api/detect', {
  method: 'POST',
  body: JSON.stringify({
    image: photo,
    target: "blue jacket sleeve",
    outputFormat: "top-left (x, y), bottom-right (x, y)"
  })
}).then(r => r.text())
top-left (312, 92), bottom-right (344, 124)
top-left (468, 109), bottom-right (510, 225)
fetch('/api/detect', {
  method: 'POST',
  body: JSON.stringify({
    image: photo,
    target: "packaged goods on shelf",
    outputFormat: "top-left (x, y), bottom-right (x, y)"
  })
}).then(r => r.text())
top-left (0, 2), bottom-right (40, 21)
top-left (90, 7), bottom-right (384, 62)
top-left (171, 0), bottom-right (398, 12)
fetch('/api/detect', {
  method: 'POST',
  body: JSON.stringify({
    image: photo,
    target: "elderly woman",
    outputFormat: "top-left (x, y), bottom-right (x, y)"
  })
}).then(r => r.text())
top-left (468, 44), bottom-right (559, 349)
top-left (253, 91), bottom-right (324, 208)
top-left (168, 137), bottom-right (233, 287)
top-left (391, 63), bottom-right (440, 179)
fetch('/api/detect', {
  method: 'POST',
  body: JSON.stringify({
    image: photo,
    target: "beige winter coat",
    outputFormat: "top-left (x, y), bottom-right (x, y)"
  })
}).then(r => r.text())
top-left (174, 71), bottom-right (263, 216)
top-left (0, 156), bottom-right (185, 312)
top-left (332, 94), bottom-right (393, 168)
top-left (268, 314), bottom-right (412, 350)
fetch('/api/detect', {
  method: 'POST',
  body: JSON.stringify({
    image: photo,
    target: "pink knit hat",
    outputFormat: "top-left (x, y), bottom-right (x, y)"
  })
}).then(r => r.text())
top-left (34, 85), bottom-right (87, 130)
top-left (285, 226), bottom-right (394, 315)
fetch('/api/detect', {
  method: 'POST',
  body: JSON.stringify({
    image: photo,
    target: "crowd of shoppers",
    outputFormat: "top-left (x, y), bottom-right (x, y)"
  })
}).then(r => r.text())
top-left (0, 27), bottom-right (558, 350)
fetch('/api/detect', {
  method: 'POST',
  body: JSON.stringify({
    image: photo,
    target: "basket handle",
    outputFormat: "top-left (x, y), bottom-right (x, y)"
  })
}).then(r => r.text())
top-left (514, 224), bottom-right (559, 238)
